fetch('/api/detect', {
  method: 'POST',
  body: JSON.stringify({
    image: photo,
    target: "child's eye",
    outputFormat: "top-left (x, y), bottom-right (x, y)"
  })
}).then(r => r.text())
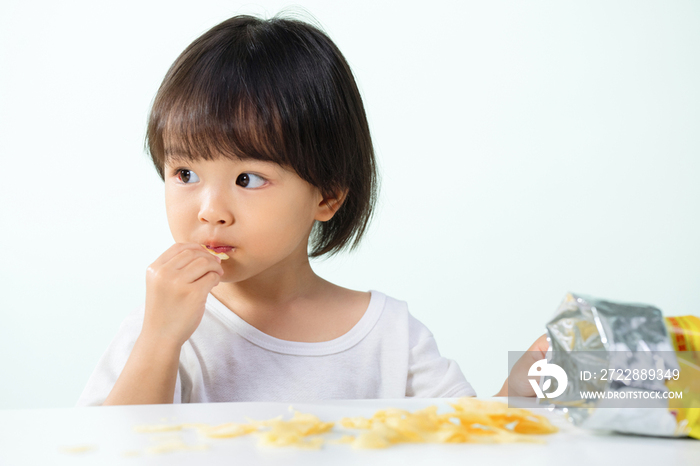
top-left (236, 173), bottom-right (266, 188)
top-left (177, 169), bottom-right (199, 183)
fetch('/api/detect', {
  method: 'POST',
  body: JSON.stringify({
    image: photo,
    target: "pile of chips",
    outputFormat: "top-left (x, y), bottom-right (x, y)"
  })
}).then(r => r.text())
top-left (132, 398), bottom-right (558, 451)
top-left (336, 398), bottom-right (558, 448)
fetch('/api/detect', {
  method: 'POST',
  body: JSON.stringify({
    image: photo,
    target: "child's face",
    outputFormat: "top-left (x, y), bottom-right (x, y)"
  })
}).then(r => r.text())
top-left (163, 155), bottom-right (330, 283)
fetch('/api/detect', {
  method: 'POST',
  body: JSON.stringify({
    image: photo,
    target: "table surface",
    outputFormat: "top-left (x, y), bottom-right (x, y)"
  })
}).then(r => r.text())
top-left (1, 397), bottom-right (698, 466)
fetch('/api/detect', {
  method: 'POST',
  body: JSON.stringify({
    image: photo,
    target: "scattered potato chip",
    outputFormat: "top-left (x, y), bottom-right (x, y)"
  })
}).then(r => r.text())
top-left (131, 398), bottom-right (557, 452)
top-left (197, 422), bottom-right (260, 439)
top-left (58, 445), bottom-right (97, 454)
top-left (339, 398), bottom-right (558, 448)
top-left (450, 398), bottom-right (558, 435)
top-left (256, 411), bottom-right (334, 449)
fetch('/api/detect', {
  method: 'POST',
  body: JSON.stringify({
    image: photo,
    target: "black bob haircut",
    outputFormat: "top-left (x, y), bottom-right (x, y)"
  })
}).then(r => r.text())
top-left (146, 14), bottom-right (379, 258)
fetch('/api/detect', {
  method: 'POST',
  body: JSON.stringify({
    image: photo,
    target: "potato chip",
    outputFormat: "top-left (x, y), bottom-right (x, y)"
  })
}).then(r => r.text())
top-left (196, 422), bottom-right (259, 439)
top-left (58, 445), bottom-right (97, 454)
top-left (256, 411), bottom-right (334, 450)
top-left (201, 244), bottom-right (229, 260)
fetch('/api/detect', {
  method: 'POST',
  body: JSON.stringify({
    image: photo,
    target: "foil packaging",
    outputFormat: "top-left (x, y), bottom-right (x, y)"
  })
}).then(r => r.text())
top-left (540, 292), bottom-right (690, 437)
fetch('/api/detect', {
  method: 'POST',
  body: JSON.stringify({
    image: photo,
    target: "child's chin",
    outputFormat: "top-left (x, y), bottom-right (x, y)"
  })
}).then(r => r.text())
top-left (216, 270), bottom-right (245, 284)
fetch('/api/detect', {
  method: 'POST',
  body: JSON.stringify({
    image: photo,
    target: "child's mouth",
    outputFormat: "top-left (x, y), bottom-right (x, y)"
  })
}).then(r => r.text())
top-left (201, 244), bottom-right (234, 260)
top-left (208, 246), bottom-right (233, 253)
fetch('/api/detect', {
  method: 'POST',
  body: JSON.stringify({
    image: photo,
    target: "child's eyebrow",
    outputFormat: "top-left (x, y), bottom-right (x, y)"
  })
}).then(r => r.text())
top-left (238, 158), bottom-right (279, 168)
top-left (237, 160), bottom-right (289, 178)
top-left (163, 152), bottom-right (192, 165)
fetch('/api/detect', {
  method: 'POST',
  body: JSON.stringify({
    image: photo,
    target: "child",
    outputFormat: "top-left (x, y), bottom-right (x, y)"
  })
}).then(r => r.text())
top-left (78, 14), bottom-right (529, 406)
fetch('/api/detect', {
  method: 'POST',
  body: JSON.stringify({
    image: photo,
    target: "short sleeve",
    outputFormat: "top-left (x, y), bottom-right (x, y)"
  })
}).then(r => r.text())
top-left (405, 314), bottom-right (476, 398)
top-left (75, 306), bottom-right (182, 406)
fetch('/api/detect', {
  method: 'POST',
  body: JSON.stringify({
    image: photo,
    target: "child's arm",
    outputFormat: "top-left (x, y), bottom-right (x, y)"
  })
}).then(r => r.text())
top-left (101, 331), bottom-right (182, 405)
top-left (102, 243), bottom-right (223, 405)
top-left (494, 333), bottom-right (548, 397)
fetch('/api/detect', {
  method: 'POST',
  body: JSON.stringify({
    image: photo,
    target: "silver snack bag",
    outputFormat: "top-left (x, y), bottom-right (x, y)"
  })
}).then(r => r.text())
top-left (538, 292), bottom-right (699, 438)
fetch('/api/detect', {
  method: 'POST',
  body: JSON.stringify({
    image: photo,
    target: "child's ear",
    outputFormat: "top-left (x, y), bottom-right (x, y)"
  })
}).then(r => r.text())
top-left (315, 188), bottom-right (348, 222)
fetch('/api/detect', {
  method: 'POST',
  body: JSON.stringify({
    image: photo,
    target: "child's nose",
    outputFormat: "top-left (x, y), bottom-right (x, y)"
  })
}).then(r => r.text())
top-left (198, 202), bottom-right (234, 225)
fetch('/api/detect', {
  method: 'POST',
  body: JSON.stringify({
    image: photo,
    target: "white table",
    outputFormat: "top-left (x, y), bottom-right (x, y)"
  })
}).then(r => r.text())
top-left (1, 398), bottom-right (698, 466)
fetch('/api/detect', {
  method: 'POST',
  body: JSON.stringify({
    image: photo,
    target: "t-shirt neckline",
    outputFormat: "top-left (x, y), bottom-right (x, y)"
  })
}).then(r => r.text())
top-left (205, 290), bottom-right (386, 356)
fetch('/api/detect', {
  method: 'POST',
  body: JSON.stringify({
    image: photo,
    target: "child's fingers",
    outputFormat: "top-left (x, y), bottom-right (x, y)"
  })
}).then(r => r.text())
top-left (527, 334), bottom-right (549, 357)
top-left (151, 243), bottom-right (211, 268)
top-left (194, 270), bottom-right (223, 288)
top-left (179, 256), bottom-right (225, 284)
top-left (166, 247), bottom-right (220, 272)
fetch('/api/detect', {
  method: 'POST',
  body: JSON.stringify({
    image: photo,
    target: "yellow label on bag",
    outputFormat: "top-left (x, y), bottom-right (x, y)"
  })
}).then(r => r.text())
top-left (666, 316), bottom-right (700, 353)
top-left (665, 316), bottom-right (700, 440)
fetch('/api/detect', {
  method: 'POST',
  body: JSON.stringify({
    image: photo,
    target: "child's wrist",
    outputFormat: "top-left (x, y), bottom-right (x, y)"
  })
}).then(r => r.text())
top-left (137, 327), bottom-right (184, 355)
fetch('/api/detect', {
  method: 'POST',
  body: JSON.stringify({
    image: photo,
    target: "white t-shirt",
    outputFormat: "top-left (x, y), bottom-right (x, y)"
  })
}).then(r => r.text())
top-left (77, 290), bottom-right (475, 406)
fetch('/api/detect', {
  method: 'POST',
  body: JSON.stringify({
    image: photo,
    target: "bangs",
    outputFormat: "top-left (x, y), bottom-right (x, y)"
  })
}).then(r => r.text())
top-left (149, 57), bottom-right (290, 175)
top-left (147, 15), bottom-right (345, 194)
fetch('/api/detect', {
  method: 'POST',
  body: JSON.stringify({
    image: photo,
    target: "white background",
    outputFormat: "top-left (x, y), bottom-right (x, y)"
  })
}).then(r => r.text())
top-left (1, 0), bottom-right (698, 409)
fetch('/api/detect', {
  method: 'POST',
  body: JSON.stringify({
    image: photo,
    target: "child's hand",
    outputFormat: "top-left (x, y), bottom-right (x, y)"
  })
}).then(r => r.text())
top-left (494, 333), bottom-right (549, 397)
top-left (142, 243), bottom-right (224, 347)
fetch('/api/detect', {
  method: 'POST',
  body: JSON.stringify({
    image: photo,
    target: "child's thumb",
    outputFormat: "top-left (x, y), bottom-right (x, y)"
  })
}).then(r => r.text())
top-left (527, 333), bottom-right (549, 358)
